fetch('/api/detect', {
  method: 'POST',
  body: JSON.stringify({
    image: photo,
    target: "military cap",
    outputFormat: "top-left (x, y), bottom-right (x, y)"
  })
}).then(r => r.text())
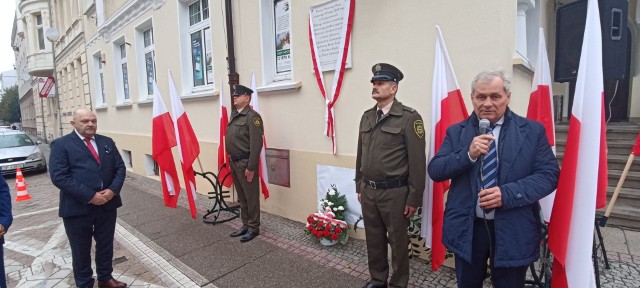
top-left (370, 63), bottom-right (404, 83)
top-left (232, 84), bottom-right (254, 96)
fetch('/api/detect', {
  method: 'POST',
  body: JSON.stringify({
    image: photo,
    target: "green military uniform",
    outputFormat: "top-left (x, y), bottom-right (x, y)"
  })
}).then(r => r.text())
top-left (226, 107), bottom-right (264, 234)
top-left (356, 63), bottom-right (426, 288)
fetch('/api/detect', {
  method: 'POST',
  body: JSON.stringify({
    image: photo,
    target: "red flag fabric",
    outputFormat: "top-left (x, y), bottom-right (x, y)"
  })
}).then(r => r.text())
top-left (152, 82), bottom-right (181, 208)
top-left (548, 0), bottom-right (608, 287)
top-left (632, 131), bottom-right (640, 156)
top-left (527, 27), bottom-right (556, 222)
top-left (168, 71), bottom-right (200, 218)
top-left (250, 72), bottom-right (270, 199)
top-left (218, 79), bottom-right (233, 188)
top-left (423, 26), bottom-right (468, 271)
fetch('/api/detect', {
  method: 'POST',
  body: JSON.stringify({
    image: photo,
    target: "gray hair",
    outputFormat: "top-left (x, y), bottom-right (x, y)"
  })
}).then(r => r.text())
top-left (471, 69), bottom-right (511, 94)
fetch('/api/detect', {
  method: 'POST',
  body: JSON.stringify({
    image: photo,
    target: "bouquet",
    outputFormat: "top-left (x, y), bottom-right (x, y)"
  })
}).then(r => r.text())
top-left (305, 185), bottom-right (349, 243)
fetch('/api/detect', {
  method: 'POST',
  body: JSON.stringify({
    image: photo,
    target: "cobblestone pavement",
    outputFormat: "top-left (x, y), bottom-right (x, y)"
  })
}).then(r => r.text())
top-left (4, 149), bottom-right (640, 287)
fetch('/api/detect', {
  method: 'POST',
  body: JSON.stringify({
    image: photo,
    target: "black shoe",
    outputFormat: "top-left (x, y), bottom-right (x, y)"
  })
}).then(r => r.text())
top-left (240, 231), bottom-right (259, 242)
top-left (362, 282), bottom-right (387, 288)
top-left (230, 229), bottom-right (248, 237)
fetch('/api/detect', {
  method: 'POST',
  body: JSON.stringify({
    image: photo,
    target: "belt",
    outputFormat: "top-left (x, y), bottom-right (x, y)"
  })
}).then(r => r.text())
top-left (362, 178), bottom-right (408, 190)
top-left (230, 153), bottom-right (250, 161)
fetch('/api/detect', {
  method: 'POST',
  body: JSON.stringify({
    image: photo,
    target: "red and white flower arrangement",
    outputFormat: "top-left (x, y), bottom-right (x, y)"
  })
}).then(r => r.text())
top-left (305, 208), bottom-right (349, 243)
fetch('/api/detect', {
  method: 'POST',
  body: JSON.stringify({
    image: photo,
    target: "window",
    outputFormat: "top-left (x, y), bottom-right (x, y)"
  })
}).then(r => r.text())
top-left (135, 19), bottom-right (156, 100)
top-left (259, 0), bottom-right (293, 84)
top-left (189, 0), bottom-right (213, 87)
top-left (35, 14), bottom-right (45, 50)
top-left (178, 0), bottom-right (214, 94)
top-left (113, 38), bottom-right (130, 103)
top-left (145, 154), bottom-right (159, 176)
top-left (122, 150), bottom-right (132, 168)
top-left (92, 52), bottom-right (105, 106)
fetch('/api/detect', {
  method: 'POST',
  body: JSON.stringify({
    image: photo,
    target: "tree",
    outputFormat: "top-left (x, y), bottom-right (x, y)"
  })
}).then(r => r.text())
top-left (0, 85), bottom-right (20, 124)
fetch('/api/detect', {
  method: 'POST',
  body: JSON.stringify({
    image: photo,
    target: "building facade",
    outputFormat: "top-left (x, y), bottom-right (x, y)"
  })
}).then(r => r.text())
top-left (79, 0), bottom-right (640, 233)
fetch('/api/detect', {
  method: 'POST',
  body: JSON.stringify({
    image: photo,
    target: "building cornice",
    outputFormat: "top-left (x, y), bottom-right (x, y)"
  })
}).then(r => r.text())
top-left (87, 0), bottom-right (165, 48)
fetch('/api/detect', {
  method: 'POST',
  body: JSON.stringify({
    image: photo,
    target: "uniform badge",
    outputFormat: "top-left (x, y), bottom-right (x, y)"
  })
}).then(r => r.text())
top-left (253, 117), bottom-right (261, 127)
top-left (374, 64), bottom-right (382, 72)
top-left (414, 120), bottom-right (424, 138)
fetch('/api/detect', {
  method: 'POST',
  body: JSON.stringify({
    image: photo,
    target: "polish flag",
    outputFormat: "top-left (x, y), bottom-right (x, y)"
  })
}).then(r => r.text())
top-left (422, 26), bottom-right (468, 271)
top-left (526, 27), bottom-right (556, 222)
top-left (168, 71), bottom-right (201, 218)
top-left (547, 0), bottom-right (608, 287)
top-left (218, 78), bottom-right (234, 188)
top-left (632, 132), bottom-right (640, 156)
top-left (151, 82), bottom-right (181, 208)
top-left (249, 72), bottom-right (270, 199)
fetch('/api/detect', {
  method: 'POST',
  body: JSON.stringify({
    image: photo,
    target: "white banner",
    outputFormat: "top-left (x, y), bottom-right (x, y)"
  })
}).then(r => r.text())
top-left (316, 164), bottom-right (363, 228)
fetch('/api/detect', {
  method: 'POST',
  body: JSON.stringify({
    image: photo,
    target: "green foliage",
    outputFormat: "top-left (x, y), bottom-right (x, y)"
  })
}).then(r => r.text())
top-left (320, 184), bottom-right (348, 221)
top-left (0, 85), bottom-right (20, 123)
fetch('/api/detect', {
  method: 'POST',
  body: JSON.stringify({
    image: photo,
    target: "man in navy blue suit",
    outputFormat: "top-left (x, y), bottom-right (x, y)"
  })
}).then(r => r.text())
top-left (0, 175), bottom-right (13, 288)
top-left (50, 109), bottom-right (127, 288)
top-left (428, 70), bottom-right (559, 288)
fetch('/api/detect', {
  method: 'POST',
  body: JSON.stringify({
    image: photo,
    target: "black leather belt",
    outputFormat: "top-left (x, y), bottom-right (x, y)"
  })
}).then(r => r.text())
top-left (363, 178), bottom-right (408, 190)
top-left (230, 153), bottom-right (250, 161)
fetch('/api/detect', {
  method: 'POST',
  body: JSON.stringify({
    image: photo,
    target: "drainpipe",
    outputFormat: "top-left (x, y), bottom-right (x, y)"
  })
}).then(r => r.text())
top-left (225, 0), bottom-right (238, 107)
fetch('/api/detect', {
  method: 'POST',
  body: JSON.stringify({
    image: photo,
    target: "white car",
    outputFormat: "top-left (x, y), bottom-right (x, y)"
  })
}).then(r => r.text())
top-left (0, 130), bottom-right (47, 175)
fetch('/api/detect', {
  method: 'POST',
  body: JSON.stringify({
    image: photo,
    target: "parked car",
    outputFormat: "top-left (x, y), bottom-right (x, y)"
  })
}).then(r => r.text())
top-left (0, 130), bottom-right (47, 175)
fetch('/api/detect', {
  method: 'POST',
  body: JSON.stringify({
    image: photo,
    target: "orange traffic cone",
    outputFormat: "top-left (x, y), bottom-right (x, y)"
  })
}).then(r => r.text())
top-left (15, 167), bottom-right (31, 202)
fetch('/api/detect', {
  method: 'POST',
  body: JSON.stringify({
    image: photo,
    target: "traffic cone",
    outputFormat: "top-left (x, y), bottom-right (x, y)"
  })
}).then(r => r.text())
top-left (15, 167), bottom-right (31, 202)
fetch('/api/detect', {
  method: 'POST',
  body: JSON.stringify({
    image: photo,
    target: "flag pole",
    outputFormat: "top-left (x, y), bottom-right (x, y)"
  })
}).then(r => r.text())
top-left (600, 153), bottom-right (635, 226)
top-left (197, 157), bottom-right (204, 173)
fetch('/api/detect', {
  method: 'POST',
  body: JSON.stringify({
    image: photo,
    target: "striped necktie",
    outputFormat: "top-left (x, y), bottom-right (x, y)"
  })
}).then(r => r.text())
top-left (481, 126), bottom-right (497, 188)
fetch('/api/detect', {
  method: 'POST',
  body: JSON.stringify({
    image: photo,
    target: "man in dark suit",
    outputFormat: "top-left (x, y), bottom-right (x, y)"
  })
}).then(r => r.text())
top-left (50, 109), bottom-right (127, 288)
top-left (428, 70), bottom-right (559, 288)
top-left (0, 175), bottom-right (13, 288)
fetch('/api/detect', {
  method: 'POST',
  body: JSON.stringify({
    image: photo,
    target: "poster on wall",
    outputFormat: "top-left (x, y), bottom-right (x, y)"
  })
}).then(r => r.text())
top-left (309, 0), bottom-right (352, 71)
top-left (191, 33), bottom-right (204, 86)
top-left (204, 27), bottom-right (213, 85)
top-left (317, 164), bottom-right (364, 228)
top-left (274, 0), bottom-right (291, 73)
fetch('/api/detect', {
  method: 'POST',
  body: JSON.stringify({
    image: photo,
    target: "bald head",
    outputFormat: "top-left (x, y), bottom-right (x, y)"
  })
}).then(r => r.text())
top-left (71, 109), bottom-right (98, 138)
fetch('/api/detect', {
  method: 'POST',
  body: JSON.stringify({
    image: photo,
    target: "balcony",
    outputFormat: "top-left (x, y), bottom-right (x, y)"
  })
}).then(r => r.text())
top-left (26, 51), bottom-right (53, 77)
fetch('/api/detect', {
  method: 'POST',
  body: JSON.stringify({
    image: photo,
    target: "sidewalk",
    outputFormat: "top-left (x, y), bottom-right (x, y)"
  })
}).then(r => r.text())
top-left (2, 144), bottom-right (640, 287)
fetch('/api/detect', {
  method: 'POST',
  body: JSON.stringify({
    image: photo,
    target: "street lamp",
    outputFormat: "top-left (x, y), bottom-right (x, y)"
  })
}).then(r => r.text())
top-left (45, 26), bottom-right (63, 138)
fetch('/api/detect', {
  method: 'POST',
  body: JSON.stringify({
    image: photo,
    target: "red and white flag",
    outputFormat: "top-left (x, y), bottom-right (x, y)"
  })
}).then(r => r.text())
top-left (218, 78), bottom-right (234, 188)
top-left (548, 0), bottom-right (608, 287)
top-left (151, 82), bottom-right (181, 208)
top-left (422, 26), bottom-right (468, 271)
top-left (632, 131), bottom-right (640, 156)
top-left (250, 72), bottom-right (270, 199)
top-left (526, 27), bottom-right (556, 222)
top-left (168, 71), bottom-right (201, 218)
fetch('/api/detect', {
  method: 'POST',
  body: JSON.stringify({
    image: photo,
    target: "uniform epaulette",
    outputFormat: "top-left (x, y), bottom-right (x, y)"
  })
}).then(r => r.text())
top-left (402, 105), bottom-right (416, 113)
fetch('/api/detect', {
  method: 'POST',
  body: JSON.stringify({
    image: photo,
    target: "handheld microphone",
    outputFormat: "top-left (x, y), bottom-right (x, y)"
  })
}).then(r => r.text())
top-left (479, 119), bottom-right (490, 134)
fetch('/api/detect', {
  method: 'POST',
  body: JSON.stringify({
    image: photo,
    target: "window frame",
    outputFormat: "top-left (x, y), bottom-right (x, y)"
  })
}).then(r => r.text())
top-left (92, 51), bottom-right (106, 106)
top-left (135, 18), bottom-right (157, 100)
top-left (178, 0), bottom-right (215, 96)
top-left (113, 37), bottom-right (131, 104)
top-left (35, 13), bottom-right (45, 51)
top-left (259, 0), bottom-right (293, 85)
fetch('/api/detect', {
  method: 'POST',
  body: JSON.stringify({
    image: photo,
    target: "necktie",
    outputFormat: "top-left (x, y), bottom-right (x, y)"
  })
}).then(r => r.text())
top-left (481, 126), bottom-right (497, 213)
top-left (85, 137), bottom-right (100, 164)
top-left (376, 110), bottom-right (384, 123)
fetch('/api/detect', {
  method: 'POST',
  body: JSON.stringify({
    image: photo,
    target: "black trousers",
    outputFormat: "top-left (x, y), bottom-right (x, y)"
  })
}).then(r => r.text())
top-left (63, 208), bottom-right (117, 288)
top-left (454, 218), bottom-right (528, 288)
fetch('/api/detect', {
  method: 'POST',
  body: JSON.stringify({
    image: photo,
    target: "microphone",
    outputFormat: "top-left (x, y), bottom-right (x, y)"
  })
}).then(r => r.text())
top-left (479, 118), bottom-right (490, 134)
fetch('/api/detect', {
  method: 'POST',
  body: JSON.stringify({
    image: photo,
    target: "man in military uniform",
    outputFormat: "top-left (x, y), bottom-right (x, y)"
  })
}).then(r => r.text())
top-left (355, 63), bottom-right (426, 288)
top-left (226, 84), bottom-right (264, 243)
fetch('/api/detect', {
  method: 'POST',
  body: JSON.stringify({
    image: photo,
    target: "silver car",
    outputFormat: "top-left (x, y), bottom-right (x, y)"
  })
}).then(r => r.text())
top-left (0, 130), bottom-right (47, 175)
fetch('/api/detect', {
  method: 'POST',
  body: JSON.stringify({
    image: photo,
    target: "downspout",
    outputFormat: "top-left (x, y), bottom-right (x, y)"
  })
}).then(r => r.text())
top-left (225, 0), bottom-right (238, 107)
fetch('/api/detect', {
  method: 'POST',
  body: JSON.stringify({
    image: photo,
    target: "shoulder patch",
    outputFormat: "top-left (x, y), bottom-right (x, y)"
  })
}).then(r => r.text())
top-left (253, 117), bottom-right (262, 127)
top-left (414, 120), bottom-right (424, 138)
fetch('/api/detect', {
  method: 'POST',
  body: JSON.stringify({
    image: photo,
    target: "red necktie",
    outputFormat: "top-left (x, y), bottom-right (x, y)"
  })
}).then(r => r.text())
top-left (84, 137), bottom-right (100, 164)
